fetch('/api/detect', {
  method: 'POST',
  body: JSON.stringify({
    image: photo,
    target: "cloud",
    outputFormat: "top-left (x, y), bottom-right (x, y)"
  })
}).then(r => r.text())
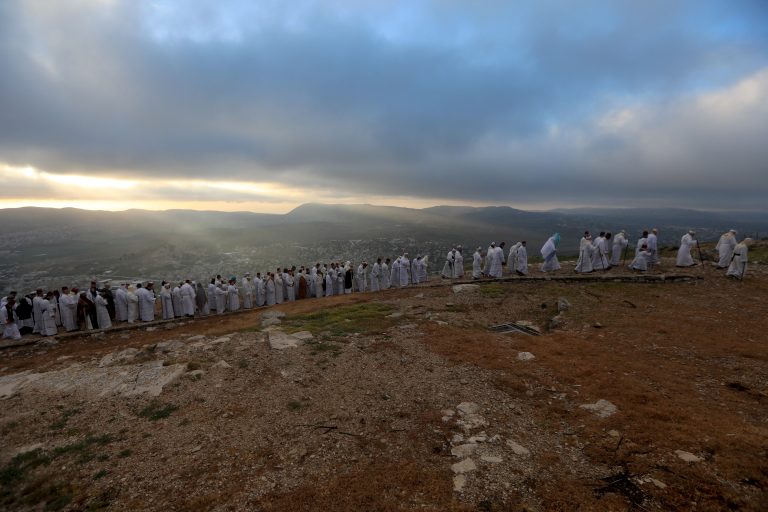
top-left (1, 0), bottom-right (767, 210)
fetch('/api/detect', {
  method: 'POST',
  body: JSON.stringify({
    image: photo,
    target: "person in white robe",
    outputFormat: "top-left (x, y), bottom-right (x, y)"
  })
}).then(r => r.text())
top-left (515, 242), bottom-right (529, 275)
top-left (630, 244), bottom-right (652, 271)
top-left (540, 234), bottom-right (561, 272)
top-left (610, 231), bottom-right (629, 266)
top-left (487, 243), bottom-right (503, 278)
top-left (242, 274), bottom-right (254, 309)
top-left (181, 280), bottom-right (196, 316)
top-left (716, 230), bottom-right (737, 268)
top-left (482, 243), bottom-right (495, 275)
top-left (160, 284), bottom-right (174, 320)
top-left (172, 284), bottom-right (183, 318)
top-left (472, 248), bottom-right (483, 279)
top-left (442, 249), bottom-right (457, 279)
top-left (195, 282), bottom-right (209, 315)
top-left (95, 293), bottom-right (112, 330)
top-left (399, 254), bottom-right (410, 287)
top-left (676, 230), bottom-right (698, 267)
top-left (324, 268), bottom-right (334, 297)
top-left (213, 284), bottom-right (226, 313)
top-left (507, 242), bottom-right (522, 275)
top-left (455, 247), bottom-right (465, 278)
top-left (371, 259), bottom-right (381, 292)
top-left (39, 294), bottom-right (57, 336)
top-left (266, 274), bottom-right (277, 305)
top-left (254, 273), bottom-right (265, 306)
top-left (227, 280), bottom-right (240, 311)
top-left (274, 271), bottom-right (284, 303)
top-left (727, 238), bottom-right (752, 279)
top-left (313, 271), bottom-right (323, 298)
top-left (647, 229), bottom-right (660, 265)
top-left (115, 284), bottom-right (128, 322)
top-left (138, 283), bottom-right (156, 322)
top-left (418, 256), bottom-right (428, 283)
top-left (282, 269), bottom-right (290, 301)
top-left (575, 233), bottom-right (595, 273)
top-left (52, 291), bottom-right (62, 327)
top-left (337, 264), bottom-right (346, 295)
top-left (1, 298), bottom-right (22, 340)
top-left (127, 285), bottom-right (139, 323)
top-left (635, 231), bottom-right (649, 259)
top-left (207, 280), bottom-right (218, 313)
top-left (32, 289), bottom-right (44, 334)
top-left (411, 257), bottom-right (420, 284)
top-left (286, 272), bottom-right (296, 301)
top-left (590, 232), bottom-right (609, 271)
top-left (390, 257), bottom-right (400, 288)
top-left (59, 288), bottom-right (77, 332)
top-left (356, 262), bottom-right (368, 292)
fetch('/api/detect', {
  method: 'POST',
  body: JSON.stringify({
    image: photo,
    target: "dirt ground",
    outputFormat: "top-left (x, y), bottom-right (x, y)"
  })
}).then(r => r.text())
top-left (1, 255), bottom-right (767, 511)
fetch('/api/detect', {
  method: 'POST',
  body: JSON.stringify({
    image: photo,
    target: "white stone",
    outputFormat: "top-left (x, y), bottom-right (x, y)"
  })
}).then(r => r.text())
top-left (187, 370), bottom-right (205, 378)
top-left (579, 399), bottom-right (617, 418)
top-left (456, 402), bottom-right (479, 416)
top-left (451, 458), bottom-right (477, 474)
top-left (291, 331), bottom-right (314, 341)
top-left (517, 352), bottom-right (535, 362)
top-left (453, 474), bottom-right (467, 492)
top-left (209, 336), bottom-right (230, 345)
top-left (608, 430), bottom-right (620, 438)
top-left (480, 455), bottom-right (503, 463)
top-left (452, 284), bottom-right (480, 294)
top-left (675, 450), bottom-right (703, 463)
top-left (261, 317), bottom-right (282, 327)
top-left (213, 360), bottom-right (232, 369)
top-left (386, 312), bottom-right (404, 318)
top-left (262, 310), bottom-right (286, 320)
top-left (99, 348), bottom-right (140, 367)
top-left (468, 434), bottom-right (487, 443)
top-left (186, 335), bottom-right (206, 342)
top-left (506, 440), bottom-right (530, 456)
top-left (451, 444), bottom-right (478, 458)
top-left (267, 331), bottom-right (303, 350)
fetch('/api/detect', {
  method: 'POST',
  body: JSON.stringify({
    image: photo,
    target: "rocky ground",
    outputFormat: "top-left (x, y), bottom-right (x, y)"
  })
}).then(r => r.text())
top-left (1, 254), bottom-right (767, 511)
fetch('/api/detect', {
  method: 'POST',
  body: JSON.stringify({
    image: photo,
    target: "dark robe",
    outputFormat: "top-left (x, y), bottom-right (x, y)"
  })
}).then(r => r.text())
top-left (100, 288), bottom-right (116, 320)
top-left (344, 269), bottom-right (353, 290)
top-left (77, 295), bottom-right (95, 330)
top-left (297, 275), bottom-right (308, 299)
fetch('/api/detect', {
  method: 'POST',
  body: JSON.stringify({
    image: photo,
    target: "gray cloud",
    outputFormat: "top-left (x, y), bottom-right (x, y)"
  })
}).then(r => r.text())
top-left (1, 0), bottom-right (767, 209)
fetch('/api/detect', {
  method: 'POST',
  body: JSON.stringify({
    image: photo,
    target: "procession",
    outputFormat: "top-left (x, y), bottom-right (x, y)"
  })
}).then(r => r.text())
top-left (1, 228), bottom-right (754, 342)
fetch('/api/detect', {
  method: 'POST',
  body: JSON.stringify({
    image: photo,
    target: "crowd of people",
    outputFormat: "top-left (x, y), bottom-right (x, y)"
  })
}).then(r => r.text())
top-left (1, 229), bottom-right (754, 341)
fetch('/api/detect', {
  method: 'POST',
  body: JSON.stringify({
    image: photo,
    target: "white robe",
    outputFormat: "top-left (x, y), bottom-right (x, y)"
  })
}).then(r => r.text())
top-left (127, 290), bottom-right (139, 323)
top-left (646, 233), bottom-right (659, 264)
top-left (418, 259), bottom-right (427, 283)
top-left (630, 249), bottom-right (652, 271)
top-left (454, 252), bottom-right (464, 278)
top-left (160, 288), bottom-right (175, 319)
top-left (266, 279), bottom-right (276, 305)
top-left (370, 263), bottom-right (381, 292)
top-left (411, 260), bottom-right (419, 284)
top-left (610, 234), bottom-right (629, 266)
top-left (716, 234), bottom-right (737, 268)
top-left (60, 294), bottom-right (78, 332)
top-left (227, 284), bottom-right (240, 311)
top-left (40, 299), bottom-right (58, 336)
top-left (540, 237), bottom-right (561, 272)
top-left (591, 236), bottom-right (609, 270)
top-left (172, 287), bottom-right (183, 317)
top-left (381, 263), bottom-right (390, 289)
top-left (95, 295), bottom-right (112, 329)
top-left (390, 260), bottom-right (400, 288)
top-left (442, 251), bottom-right (457, 279)
top-left (515, 245), bottom-right (528, 275)
top-left (676, 234), bottom-right (697, 267)
top-left (487, 248), bottom-right (503, 278)
top-left (356, 265), bottom-right (367, 292)
top-left (275, 275), bottom-right (284, 303)
top-left (399, 258), bottom-right (410, 287)
top-left (115, 287), bottom-right (128, 322)
top-left (32, 296), bottom-right (44, 334)
top-left (180, 283), bottom-right (196, 316)
top-left (314, 274), bottom-right (323, 298)
top-left (242, 279), bottom-right (253, 308)
top-left (472, 251), bottom-right (483, 278)
top-left (285, 275), bottom-right (296, 301)
top-left (137, 288), bottom-right (155, 322)
top-left (215, 286), bottom-right (227, 313)
top-left (508, 243), bottom-right (522, 274)
top-left (255, 278), bottom-right (265, 306)
top-left (575, 238), bottom-right (595, 273)
top-left (325, 272), bottom-right (334, 297)
top-left (726, 243), bottom-right (748, 279)
top-left (1, 305), bottom-right (21, 340)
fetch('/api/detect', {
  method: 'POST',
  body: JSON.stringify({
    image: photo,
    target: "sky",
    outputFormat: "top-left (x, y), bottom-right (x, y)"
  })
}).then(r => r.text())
top-left (1, 0), bottom-right (767, 213)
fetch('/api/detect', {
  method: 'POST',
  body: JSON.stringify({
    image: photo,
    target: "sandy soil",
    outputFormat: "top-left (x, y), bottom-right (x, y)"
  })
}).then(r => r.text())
top-left (1, 256), bottom-right (766, 511)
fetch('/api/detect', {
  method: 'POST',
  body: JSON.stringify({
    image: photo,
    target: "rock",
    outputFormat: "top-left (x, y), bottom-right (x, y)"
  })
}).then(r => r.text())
top-left (386, 312), bottom-right (404, 318)
top-left (452, 284), bottom-right (480, 294)
top-left (460, 378), bottom-right (469, 385)
top-left (453, 474), bottom-right (467, 492)
top-left (593, 322), bottom-right (604, 328)
top-left (262, 310), bottom-right (286, 320)
top-left (516, 320), bottom-right (541, 332)
top-left (14, 443), bottom-right (44, 456)
top-left (145, 327), bottom-right (157, 332)
top-left (557, 297), bottom-right (571, 312)
top-left (549, 314), bottom-right (565, 330)
top-left (187, 369), bottom-right (205, 378)
top-left (468, 434), bottom-right (487, 443)
top-left (261, 317), bottom-right (282, 327)
top-left (608, 430), bottom-right (620, 438)
top-left (187, 335), bottom-right (206, 342)
top-left (99, 348), bottom-right (140, 367)
top-left (579, 399), bottom-right (617, 418)
top-left (451, 444), bottom-right (478, 458)
top-left (675, 450), bottom-right (703, 463)
top-left (435, 320), bottom-right (448, 326)
top-left (267, 331), bottom-right (304, 350)
top-left (456, 402), bottom-right (479, 416)
top-left (415, 293), bottom-right (424, 298)
top-left (291, 331), bottom-right (314, 341)
top-left (506, 440), bottom-right (530, 456)
top-left (451, 434), bottom-right (464, 444)
top-left (156, 341), bottom-right (184, 353)
top-left (210, 336), bottom-right (231, 345)
top-left (451, 458), bottom-right (477, 474)
top-left (213, 360), bottom-right (232, 369)
top-left (188, 445), bottom-right (202, 454)
top-left (480, 455), bottom-right (503, 463)
top-left (517, 352), bottom-right (535, 362)
top-left (635, 476), bottom-right (667, 489)
top-left (445, 302), bottom-right (455, 307)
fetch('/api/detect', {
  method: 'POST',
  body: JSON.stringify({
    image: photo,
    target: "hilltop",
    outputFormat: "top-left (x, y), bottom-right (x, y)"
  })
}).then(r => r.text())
top-left (1, 258), bottom-right (767, 511)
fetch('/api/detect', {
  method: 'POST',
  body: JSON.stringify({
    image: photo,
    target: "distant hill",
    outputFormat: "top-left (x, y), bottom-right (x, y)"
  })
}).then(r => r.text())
top-left (1, 203), bottom-right (765, 291)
